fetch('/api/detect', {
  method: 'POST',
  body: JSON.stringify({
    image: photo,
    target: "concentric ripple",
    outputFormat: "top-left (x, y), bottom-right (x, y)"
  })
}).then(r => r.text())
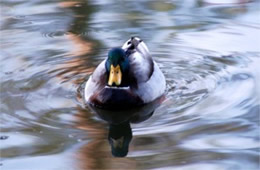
top-left (1, 0), bottom-right (259, 169)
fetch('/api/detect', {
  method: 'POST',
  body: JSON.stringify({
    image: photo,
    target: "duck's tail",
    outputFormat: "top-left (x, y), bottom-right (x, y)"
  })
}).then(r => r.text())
top-left (122, 37), bottom-right (150, 56)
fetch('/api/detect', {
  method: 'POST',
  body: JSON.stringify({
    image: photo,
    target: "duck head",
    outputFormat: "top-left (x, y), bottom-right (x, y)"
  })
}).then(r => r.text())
top-left (105, 48), bottom-right (130, 87)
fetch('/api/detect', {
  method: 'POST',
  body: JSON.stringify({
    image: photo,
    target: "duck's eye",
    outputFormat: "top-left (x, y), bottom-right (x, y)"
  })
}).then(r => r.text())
top-left (127, 41), bottom-right (131, 45)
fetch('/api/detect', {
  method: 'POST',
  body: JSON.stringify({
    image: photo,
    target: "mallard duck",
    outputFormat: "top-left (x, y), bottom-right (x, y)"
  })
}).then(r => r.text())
top-left (84, 37), bottom-right (166, 109)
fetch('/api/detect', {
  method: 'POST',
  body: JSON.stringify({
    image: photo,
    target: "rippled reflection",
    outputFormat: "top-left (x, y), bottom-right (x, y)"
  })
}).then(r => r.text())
top-left (1, 0), bottom-right (260, 169)
top-left (87, 97), bottom-right (163, 157)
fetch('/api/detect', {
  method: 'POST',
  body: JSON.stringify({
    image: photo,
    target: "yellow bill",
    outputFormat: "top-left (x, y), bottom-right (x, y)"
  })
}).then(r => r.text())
top-left (108, 65), bottom-right (122, 86)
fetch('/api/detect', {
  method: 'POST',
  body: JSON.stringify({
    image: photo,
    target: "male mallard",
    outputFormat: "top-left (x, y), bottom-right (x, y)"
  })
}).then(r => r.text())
top-left (84, 37), bottom-right (166, 109)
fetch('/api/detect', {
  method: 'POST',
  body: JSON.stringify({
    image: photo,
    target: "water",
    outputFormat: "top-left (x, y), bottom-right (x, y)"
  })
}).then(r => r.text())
top-left (1, 0), bottom-right (260, 169)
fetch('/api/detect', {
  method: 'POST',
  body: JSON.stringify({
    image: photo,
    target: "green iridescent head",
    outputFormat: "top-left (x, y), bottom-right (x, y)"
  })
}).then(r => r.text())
top-left (105, 48), bottom-right (129, 86)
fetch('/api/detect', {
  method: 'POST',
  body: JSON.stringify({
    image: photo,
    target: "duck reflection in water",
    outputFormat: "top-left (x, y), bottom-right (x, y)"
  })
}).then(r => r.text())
top-left (88, 97), bottom-right (163, 157)
top-left (108, 122), bottom-right (132, 157)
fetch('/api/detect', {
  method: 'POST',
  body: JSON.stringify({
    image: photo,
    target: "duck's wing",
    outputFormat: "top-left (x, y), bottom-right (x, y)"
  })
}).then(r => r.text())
top-left (84, 60), bottom-right (107, 102)
top-left (122, 37), bottom-right (154, 84)
top-left (122, 37), bottom-right (166, 103)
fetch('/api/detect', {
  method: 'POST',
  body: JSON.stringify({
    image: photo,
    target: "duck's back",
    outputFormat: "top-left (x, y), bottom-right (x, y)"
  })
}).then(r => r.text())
top-left (122, 37), bottom-right (166, 103)
top-left (122, 37), bottom-right (154, 84)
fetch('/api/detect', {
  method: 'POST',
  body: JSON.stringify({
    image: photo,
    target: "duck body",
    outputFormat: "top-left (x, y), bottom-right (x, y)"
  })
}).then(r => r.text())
top-left (84, 37), bottom-right (166, 109)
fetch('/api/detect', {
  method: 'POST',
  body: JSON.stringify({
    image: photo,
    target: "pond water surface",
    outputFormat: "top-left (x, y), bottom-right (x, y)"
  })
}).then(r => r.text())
top-left (1, 0), bottom-right (260, 169)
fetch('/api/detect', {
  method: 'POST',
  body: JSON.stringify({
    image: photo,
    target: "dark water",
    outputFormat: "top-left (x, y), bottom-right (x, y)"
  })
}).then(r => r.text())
top-left (1, 0), bottom-right (260, 169)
